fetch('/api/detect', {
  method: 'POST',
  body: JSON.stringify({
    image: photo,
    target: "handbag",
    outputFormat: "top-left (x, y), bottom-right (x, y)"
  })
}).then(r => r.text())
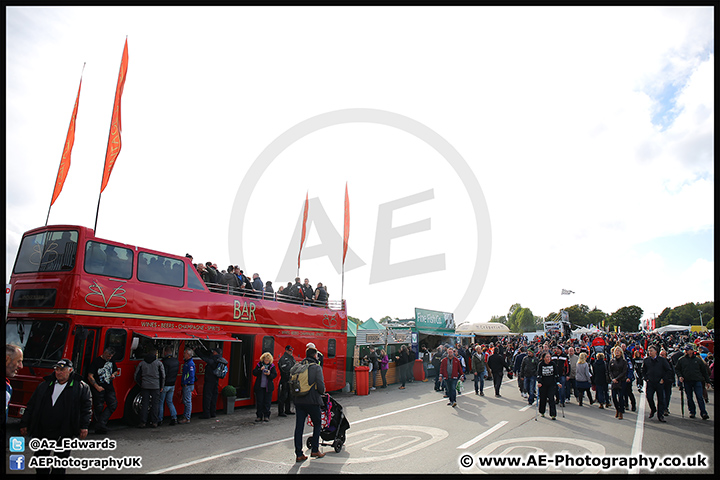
top-left (456, 380), bottom-right (464, 392)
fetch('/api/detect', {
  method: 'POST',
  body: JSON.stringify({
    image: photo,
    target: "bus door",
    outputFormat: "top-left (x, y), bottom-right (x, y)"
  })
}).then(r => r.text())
top-left (230, 334), bottom-right (254, 399)
top-left (71, 326), bottom-right (101, 380)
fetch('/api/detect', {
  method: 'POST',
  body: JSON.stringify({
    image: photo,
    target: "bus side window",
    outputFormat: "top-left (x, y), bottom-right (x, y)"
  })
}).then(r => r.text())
top-left (262, 336), bottom-right (274, 356)
top-left (105, 329), bottom-right (127, 361)
top-left (327, 339), bottom-right (336, 359)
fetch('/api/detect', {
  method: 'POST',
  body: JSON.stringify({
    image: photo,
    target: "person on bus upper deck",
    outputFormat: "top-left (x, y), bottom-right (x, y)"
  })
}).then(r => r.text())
top-left (264, 281), bottom-right (275, 300)
top-left (197, 263), bottom-right (211, 284)
top-left (19, 359), bottom-right (92, 474)
top-left (6, 344), bottom-right (23, 421)
top-left (217, 265), bottom-right (240, 293)
top-left (197, 346), bottom-right (223, 419)
top-left (302, 278), bottom-right (314, 304)
top-left (87, 346), bottom-right (119, 434)
top-left (252, 273), bottom-right (264, 298)
top-left (314, 283), bottom-right (328, 307)
top-left (291, 278), bottom-right (305, 304)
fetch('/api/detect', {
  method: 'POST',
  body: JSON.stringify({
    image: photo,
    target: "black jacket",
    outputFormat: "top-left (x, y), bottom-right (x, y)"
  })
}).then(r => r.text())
top-left (642, 355), bottom-right (672, 384)
top-left (252, 362), bottom-right (278, 392)
top-left (278, 352), bottom-right (296, 381)
top-left (487, 353), bottom-right (509, 375)
top-left (161, 355), bottom-right (180, 387)
top-left (20, 372), bottom-right (92, 439)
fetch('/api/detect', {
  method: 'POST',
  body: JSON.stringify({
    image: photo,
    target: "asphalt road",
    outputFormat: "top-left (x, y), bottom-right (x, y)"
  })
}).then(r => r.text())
top-left (5, 378), bottom-right (714, 475)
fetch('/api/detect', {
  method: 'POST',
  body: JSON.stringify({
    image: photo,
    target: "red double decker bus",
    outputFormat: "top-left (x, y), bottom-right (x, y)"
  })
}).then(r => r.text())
top-left (6, 225), bottom-right (348, 424)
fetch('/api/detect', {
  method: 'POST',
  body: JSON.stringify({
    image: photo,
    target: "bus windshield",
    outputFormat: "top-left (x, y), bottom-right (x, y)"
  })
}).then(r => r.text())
top-left (14, 230), bottom-right (78, 274)
top-left (5, 319), bottom-right (70, 366)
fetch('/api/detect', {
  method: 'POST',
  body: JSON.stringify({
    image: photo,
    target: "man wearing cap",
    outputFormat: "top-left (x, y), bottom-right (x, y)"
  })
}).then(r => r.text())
top-left (19, 359), bottom-right (92, 474)
top-left (676, 345), bottom-right (711, 420)
top-left (277, 345), bottom-right (296, 417)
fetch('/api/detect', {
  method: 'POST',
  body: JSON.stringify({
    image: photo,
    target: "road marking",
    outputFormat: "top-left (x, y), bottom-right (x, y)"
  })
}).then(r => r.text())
top-left (519, 404), bottom-right (532, 412)
top-left (456, 421), bottom-right (508, 450)
top-left (148, 396), bottom-right (447, 474)
top-left (629, 381), bottom-right (646, 474)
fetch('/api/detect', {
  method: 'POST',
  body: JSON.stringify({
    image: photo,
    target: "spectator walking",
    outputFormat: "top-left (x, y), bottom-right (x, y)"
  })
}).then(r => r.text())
top-left (537, 352), bottom-right (560, 420)
top-left (676, 345), bottom-right (710, 420)
top-left (575, 352), bottom-right (594, 406)
top-left (293, 346), bottom-right (326, 462)
top-left (487, 347), bottom-right (510, 397)
top-left (520, 348), bottom-right (539, 405)
top-left (642, 345), bottom-right (671, 423)
top-left (593, 352), bottom-right (610, 410)
top-left (439, 348), bottom-right (464, 408)
top-left (609, 346), bottom-right (628, 420)
top-left (472, 345), bottom-right (487, 396)
top-left (378, 349), bottom-right (389, 388)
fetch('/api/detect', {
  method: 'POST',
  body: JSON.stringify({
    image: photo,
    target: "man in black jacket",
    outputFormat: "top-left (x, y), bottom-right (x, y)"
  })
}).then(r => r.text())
top-left (642, 345), bottom-right (672, 423)
top-left (159, 346), bottom-right (180, 426)
top-left (197, 346), bottom-right (225, 419)
top-left (87, 346), bottom-right (119, 434)
top-left (19, 359), bottom-right (92, 474)
top-left (676, 345), bottom-right (711, 420)
top-left (487, 348), bottom-right (510, 397)
top-left (277, 345), bottom-right (296, 417)
top-left (293, 346), bottom-right (326, 462)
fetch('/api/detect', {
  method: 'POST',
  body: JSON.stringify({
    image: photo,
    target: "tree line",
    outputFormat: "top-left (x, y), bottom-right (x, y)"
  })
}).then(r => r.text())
top-left (489, 301), bottom-right (714, 333)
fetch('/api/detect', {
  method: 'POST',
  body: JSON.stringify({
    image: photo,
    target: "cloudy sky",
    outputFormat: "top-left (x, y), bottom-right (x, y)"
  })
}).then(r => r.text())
top-left (6, 7), bottom-right (714, 327)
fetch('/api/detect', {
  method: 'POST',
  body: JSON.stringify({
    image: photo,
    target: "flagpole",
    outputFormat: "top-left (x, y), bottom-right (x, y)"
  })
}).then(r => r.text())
top-left (47, 63), bottom-right (85, 226)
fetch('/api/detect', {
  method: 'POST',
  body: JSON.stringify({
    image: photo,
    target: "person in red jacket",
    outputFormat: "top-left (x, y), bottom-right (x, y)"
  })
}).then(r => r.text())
top-left (438, 348), bottom-right (465, 408)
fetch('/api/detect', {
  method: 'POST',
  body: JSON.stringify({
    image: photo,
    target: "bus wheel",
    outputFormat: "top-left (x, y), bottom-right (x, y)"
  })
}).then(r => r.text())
top-left (123, 387), bottom-right (143, 426)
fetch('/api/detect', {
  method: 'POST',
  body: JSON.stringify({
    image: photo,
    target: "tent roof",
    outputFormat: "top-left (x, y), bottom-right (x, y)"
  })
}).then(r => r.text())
top-left (347, 320), bottom-right (357, 337)
top-left (359, 318), bottom-right (386, 330)
top-left (455, 322), bottom-right (514, 335)
top-left (652, 324), bottom-right (692, 334)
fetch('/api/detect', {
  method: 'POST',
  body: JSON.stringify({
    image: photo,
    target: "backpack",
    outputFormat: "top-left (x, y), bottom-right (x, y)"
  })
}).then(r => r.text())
top-left (213, 357), bottom-right (229, 379)
top-left (288, 360), bottom-right (315, 397)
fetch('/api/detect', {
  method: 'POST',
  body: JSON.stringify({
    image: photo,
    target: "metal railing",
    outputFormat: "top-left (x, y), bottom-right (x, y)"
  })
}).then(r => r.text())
top-left (203, 282), bottom-right (344, 311)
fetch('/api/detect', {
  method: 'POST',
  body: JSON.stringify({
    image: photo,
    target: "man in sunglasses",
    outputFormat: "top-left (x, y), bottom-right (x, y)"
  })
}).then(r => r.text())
top-left (19, 358), bottom-right (92, 474)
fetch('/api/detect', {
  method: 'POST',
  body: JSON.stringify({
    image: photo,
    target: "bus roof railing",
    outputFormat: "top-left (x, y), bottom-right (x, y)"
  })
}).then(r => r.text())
top-left (204, 282), bottom-right (344, 311)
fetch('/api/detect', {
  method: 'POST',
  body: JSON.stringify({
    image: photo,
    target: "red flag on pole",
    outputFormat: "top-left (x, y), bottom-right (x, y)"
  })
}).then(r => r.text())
top-left (298, 192), bottom-right (309, 271)
top-left (343, 183), bottom-right (350, 266)
top-left (100, 38), bottom-right (129, 194)
top-left (47, 65), bottom-right (84, 225)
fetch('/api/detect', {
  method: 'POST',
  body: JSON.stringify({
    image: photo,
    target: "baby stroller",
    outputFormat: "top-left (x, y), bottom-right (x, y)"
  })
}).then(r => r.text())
top-left (306, 393), bottom-right (350, 453)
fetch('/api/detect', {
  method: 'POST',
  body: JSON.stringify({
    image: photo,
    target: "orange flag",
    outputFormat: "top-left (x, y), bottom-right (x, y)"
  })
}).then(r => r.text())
top-left (100, 38), bottom-right (129, 193)
top-left (298, 192), bottom-right (309, 270)
top-left (343, 183), bottom-right (350, 266)
top-left (50, 70), bottom-right (83, 207)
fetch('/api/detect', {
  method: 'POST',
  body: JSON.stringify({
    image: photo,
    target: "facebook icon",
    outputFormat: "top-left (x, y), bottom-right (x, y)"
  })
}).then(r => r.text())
top-left (9, 454), bottom-right (25, 470)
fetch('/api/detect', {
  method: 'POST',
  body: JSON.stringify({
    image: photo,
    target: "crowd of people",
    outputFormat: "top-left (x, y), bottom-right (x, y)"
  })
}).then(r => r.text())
top-left (187, 255), bottom-right (330, 307)
top-left (411, 329), bottom-right (713, 422)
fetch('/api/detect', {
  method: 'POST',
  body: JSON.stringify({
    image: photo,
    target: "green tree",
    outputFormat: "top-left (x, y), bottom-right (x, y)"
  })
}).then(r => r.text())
top-left (490, 315), bottom-right (507, 324)
top-left (379, 316), bottom-right (393, 324)
top-left (563, 304), bottom-right (589, 327)
top-left (706, 317), bottom-right (714, 329)
top-left (348, 316), bottom-right (361, 326)
top-left (608, 305), bottom-right (644, 332)
top-left (586, 308), bottom-right (607, 328)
